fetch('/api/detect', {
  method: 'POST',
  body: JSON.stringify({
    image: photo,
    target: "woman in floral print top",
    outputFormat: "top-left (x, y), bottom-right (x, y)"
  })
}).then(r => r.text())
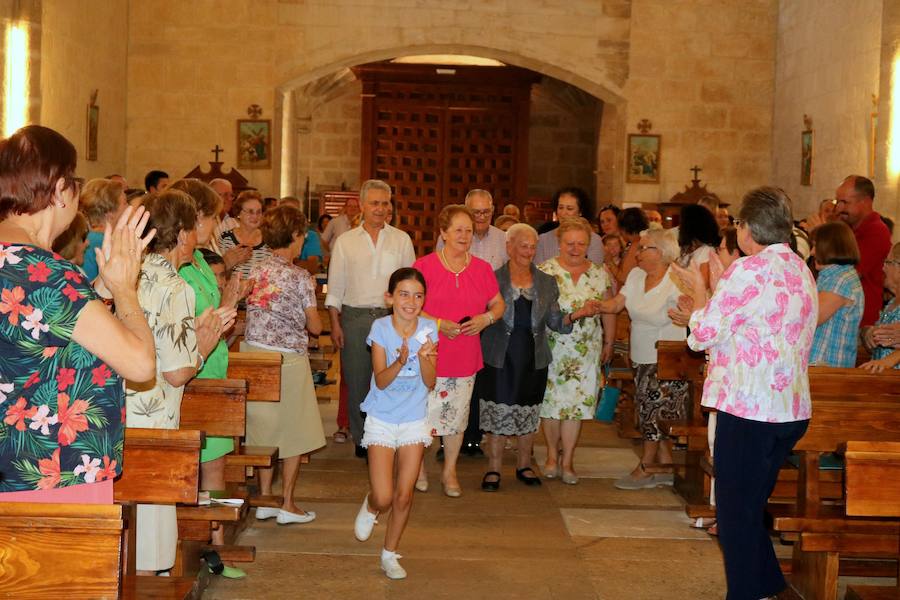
top-left (672, 187), bottom-right (817, 600)
top-left (0, 125), bottom-right (156, 502)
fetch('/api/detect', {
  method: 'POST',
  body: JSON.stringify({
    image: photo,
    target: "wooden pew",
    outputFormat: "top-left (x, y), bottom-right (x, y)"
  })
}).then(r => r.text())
top-left (845, 441), bottom-right (900, 600)
top-left (771, 371), bottom-right (900, 600)
top-left (0, 428), bottom-right (202, 599)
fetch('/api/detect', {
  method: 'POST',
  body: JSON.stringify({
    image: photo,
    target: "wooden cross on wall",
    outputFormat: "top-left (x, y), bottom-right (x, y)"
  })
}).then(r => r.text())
top-left (690, 165), bottom-right (702, 182)
top-left (211, 144), bottom-right (224, 163)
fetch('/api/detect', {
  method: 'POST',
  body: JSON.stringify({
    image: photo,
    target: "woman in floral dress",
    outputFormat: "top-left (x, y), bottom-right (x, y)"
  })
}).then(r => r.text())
top-left (0, 126), bottom-right (156, 504)
top-left (538, 217), bottom-right (615, 485)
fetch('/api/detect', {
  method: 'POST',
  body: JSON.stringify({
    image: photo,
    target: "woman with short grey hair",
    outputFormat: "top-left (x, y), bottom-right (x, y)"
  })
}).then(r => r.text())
top-left (475, 224), bottom-right (598, 491)
top-left (670, 186), bottom-right (817, 599)
top-left (594, 228), bottom-right (688, 489)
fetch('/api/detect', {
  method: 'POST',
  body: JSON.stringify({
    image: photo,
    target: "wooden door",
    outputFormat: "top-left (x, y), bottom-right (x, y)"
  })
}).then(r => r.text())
top-left (355, 62), bottom-right (539, 255)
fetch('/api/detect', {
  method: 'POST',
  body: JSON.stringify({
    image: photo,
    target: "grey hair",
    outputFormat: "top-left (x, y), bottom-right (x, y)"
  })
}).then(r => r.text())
top-left (642, 228), bottom-right (679, 264)
top-left (209, 178), bottom-right (231, 188)
top-left (739, 186), bottom-right (794, 245)
top-left (360, 179), bottom-right (392, 204)
top-left (505, 222), bottom-right (538, 244)
top-left (464, 189), bottom-right (493, 206)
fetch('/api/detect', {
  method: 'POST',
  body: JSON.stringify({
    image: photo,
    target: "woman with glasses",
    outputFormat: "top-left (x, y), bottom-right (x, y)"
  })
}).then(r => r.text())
top-left (534, 187), bottom-right (605, 265)
top-left (592, 229), bottom-right (688, 489)
top-left (218, 190), bottom-right (272, 279)
top-left (860, 242), bottom-right (900, 371)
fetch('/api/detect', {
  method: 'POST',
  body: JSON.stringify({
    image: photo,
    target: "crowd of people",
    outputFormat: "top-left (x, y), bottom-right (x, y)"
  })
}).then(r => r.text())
top-left (0, 124), bottom-right (899, 595)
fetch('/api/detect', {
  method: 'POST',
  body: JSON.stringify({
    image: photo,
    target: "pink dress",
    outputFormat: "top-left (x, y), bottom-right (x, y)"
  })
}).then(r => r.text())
top-left (413, 252), bottom-right (499, 378)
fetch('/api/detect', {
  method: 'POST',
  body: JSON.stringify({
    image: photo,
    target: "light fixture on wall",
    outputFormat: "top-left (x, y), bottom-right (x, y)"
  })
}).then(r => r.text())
top-left (3, 22), bottom-right (28, 137)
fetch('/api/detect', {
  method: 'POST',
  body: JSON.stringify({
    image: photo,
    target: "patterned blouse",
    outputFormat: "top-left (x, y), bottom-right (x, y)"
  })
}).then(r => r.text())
top-left (810, 264), bottom-right (864, 367)
top-left (218, 230), bottom-right (272, 280)
top-left (872, 301), bottom-right (900, 365)
top-left (246, 255), bottom-right (317, 354)
top-left (0, 244), bottom-right (124, 492)
top-left (688, 244), bottom-right (818, 423)
top-left (125, 253), bottom-right (199, 430)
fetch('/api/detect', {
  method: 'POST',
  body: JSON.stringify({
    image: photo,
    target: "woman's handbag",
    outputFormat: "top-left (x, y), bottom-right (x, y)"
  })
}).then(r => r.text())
top-left (594, 363), bottom-right (620, 422)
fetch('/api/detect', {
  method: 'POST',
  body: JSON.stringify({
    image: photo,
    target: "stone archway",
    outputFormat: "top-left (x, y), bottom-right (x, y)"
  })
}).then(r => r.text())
top-left (274, 43), bottom-right (629, 207)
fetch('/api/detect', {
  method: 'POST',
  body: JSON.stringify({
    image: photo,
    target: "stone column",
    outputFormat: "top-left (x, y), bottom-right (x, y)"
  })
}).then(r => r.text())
top-left (877, 0), bottom-right (900, 233)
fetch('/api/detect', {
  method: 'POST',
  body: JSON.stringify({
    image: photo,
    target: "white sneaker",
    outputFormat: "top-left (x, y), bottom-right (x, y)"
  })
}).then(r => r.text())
top-left (381, 551), bottom-right (407, 580)
top-left (255, 507), bottom-right (280, 520)
top-left (276, 509), bottom-right (316, 524)
top-left (354, 495), bottom-right (378, 541)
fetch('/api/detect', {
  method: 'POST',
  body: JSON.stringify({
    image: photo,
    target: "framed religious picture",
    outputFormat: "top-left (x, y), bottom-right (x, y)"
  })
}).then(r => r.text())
top-left (800, 129), bottom-right (813, 186)
top-left (86, 91), bottom-right (99, 161)
top-left (237, 119), bottom-right (272, 169)
top-left (626, 134), bottom-right (661, 183)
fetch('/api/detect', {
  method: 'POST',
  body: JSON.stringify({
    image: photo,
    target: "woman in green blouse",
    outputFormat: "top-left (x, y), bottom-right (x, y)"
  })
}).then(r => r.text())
top-left (171, 179), bottom-right (251, 577)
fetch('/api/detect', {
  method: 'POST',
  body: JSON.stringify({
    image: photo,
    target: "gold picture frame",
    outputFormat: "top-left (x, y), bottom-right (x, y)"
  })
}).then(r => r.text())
top-left (237, 119), bottom-right (272, 169)
top-left (626, 134), bottom-right (661, 183)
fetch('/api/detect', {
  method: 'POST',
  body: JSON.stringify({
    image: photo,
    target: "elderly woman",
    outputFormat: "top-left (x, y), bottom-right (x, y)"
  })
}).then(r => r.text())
top-left (589, 230), bottom-right (688, 489)
top-left (538, 217), bottom-right (615, 484)
top-left (218, 190), bottom-right (272, 278)
top-left (534, 187), bottom-right (604, 264)
top-left (809, 222), bottom-right (864, 367)
top-left (244, 206), bottom-right (326, 523)
top-left (0, 125), bottom-right (155, 505)
top-left (671, 187), bottom-right (817, 600)
top-left (126, 189), bottom-right (234, 575)
top-left (79, 177), bottom-right (128, 281)
top-left (860, 242), bottom-right (900, 371)
top-left (413, 204), bottom-right (504, 497)
top-left (610, 207), bottom-right (649, 286)
top-left (476, 224), bottom-right (600, 490)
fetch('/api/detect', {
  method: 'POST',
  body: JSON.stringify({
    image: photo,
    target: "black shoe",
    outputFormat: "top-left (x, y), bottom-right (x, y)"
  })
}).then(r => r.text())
top-left (463, 442), bottom-right (484, 457)
top-left (515, 467), bottom-right (542, 487)
top-left (436, 445), bottom-right (445, 461)
top-left (481, 471), bottom-right (501, 492)
top-left (355, 445), bottom-right (367, 459)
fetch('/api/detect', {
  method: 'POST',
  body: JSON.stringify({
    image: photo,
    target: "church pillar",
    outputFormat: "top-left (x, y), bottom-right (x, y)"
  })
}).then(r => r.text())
top-left (877, 0), bottom-right (900, 229)
top-left (278, 88), bottom-right (295, 198)
top-left (596, 101), bottom-right (626, 207)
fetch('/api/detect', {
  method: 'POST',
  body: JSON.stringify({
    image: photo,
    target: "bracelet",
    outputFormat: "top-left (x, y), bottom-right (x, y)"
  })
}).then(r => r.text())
top-left (485, 312), bottom-right (494, 325)
top-left (436, 318), bottom-right (442, 333)
top-left (197, 353), bottom-right (206, 372)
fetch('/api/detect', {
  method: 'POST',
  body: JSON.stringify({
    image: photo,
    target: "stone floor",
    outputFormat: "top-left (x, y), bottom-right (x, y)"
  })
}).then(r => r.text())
top-left (205, 392), bottom-right (733, 600)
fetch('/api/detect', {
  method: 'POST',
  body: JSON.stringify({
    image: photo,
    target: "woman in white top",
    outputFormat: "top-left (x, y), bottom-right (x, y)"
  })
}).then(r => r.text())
top-left (595, 229), bottom-right (688, 489)
top-left (677, 204), bottom-right (721, 290)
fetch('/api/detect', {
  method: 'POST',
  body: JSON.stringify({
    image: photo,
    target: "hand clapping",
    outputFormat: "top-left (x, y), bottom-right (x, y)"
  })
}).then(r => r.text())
top-left (96, 205), bottom-right (156, 297)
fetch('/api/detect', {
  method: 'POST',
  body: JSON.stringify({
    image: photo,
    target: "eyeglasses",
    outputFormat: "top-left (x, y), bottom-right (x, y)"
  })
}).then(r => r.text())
top-left (638, 245), bottom-right (659, 253)
top-left (241, 209), bottom-right (262, 216)
top-left (733, 219), bottom-right (744, 227)
top-left (886, 260), bottom-right (900, 267)
top-left (471, 209), bottom-right (493, 217)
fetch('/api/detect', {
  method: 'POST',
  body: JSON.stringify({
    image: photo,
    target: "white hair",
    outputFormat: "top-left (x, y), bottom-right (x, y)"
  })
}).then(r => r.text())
top-left (505, 222), bottom-right (538, 244)
top-left (642, 228), bottom-right (679, 264)
top-left (464, 189), bottom-right (493, 206)
top-left (360, 179), bottom-right (392, 204)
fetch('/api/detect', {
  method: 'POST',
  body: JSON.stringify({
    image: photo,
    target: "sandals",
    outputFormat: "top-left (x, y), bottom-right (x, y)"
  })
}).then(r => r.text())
top-left (481, 471), bottom-right (501, 492)
top-left (333, 429), bottom-right (349, 444)
top-left (515, 467), bottom-right (542, 486)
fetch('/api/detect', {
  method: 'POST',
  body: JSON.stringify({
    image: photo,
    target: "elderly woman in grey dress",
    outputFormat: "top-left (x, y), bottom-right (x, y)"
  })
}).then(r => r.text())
top-left (475, 224), bottom-right (600, 491)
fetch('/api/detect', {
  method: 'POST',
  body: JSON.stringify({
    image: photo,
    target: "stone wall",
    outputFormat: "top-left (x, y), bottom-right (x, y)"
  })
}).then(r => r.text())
top-left (623, 0), bottom-right (778, 207)
top-left (772, 0), bottom-right (883, 220)
top-left (40, 0), bottom-right (128, 182)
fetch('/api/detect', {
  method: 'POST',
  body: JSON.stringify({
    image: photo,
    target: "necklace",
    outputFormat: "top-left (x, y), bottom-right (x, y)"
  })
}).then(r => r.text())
top-left (440, 247), bottom-right (470, 289)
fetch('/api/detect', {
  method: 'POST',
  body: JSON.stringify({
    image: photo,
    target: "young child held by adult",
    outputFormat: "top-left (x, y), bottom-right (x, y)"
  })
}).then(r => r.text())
top-left (353, 267), bottom-right (438, 579)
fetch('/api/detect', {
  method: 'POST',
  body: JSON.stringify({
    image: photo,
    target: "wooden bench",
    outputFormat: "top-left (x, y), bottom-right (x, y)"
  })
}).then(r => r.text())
top-left (0, 427), bottom-right (203, 599)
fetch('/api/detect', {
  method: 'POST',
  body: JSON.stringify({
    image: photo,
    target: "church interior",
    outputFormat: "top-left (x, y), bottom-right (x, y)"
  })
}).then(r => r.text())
top-left (2, 1), bottom-right (900, 599)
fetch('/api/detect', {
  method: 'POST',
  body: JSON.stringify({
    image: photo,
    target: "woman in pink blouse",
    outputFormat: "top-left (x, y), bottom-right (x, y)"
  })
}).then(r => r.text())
top-left (672, 187), bottom-right (817, 600)
top-left (244, 205), bottom-right (326, 524)
top-left (414, 204), bottom-right (504, 498)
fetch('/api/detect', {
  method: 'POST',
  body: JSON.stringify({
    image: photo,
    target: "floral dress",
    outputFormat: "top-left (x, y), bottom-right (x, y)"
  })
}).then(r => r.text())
top-left (538, 258), bottom-right (613, 420)
top-left (872, 301), bottom-right (900, 366)
top-left (0, 244), bottom-right (124, 492)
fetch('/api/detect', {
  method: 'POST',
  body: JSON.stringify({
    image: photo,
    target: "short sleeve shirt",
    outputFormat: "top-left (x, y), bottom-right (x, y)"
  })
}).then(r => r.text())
top-left (81, 230), bottom-right (103, 282)
top-left (126, 253), bottom-right (199, 430)
top-left (0, 244), bottom-right (125, 491)
top-left (872, 302), bottom-right (900, 365)
top-left (300, 230), bottom-right (323, 261)
top-left (218, 230), bottom-right (272, 279)
top-left (179, 251), bottom-right (228, 379)
top-left (413, 253), bottom-right (500, 378)
top-left (620, 267), bottom-right (686, 364)
top-left (360, 316), bottom-right (438, 424)
top-left (246, 255), bottom-right (317, 354)
top-left (810, 264), bottom-right (864, 367)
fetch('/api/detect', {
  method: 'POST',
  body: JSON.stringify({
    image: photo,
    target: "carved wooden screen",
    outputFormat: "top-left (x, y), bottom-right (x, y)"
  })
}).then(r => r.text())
top-left (355, 63), bottom-right (539, 255)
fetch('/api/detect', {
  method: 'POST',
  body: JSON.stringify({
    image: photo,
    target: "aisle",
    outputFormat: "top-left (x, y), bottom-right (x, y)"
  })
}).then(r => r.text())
top-left (205, 401), bottom-right (728, 599)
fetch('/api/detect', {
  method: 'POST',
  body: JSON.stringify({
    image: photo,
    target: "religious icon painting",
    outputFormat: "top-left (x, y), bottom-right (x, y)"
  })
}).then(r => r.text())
top-left (800, 130), bottom-right (813, 186)
top-left (237, 119), bottom-right (272, 169)
top-left (626, 134), bottom-right (661, 183)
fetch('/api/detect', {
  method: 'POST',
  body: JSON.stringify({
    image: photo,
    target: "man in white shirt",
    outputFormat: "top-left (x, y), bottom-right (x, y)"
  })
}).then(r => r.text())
top-left (325, 180), bottom-right (416, 454)
top-left (321, 195), bottom-right (361, 252)
top-left (437, 189), bottom-right (508, 270)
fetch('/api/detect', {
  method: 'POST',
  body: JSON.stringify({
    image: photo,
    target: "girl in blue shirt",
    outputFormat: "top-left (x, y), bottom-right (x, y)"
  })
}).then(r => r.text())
top-left (353, 267), bottom-right (438, 580)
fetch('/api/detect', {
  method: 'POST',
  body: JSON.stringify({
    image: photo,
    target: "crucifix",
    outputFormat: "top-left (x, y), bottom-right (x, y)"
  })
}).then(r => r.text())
top-left (211, 144), bottom-right (224, 162)
top-left (690, 165), bottom-right (702, 182)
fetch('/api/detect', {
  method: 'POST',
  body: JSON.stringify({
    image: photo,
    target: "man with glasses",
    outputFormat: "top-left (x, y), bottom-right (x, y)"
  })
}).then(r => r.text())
top-left (835, 175), bottom-right (892, 327)
top-left (437, 189), bottom-right (507, 270)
